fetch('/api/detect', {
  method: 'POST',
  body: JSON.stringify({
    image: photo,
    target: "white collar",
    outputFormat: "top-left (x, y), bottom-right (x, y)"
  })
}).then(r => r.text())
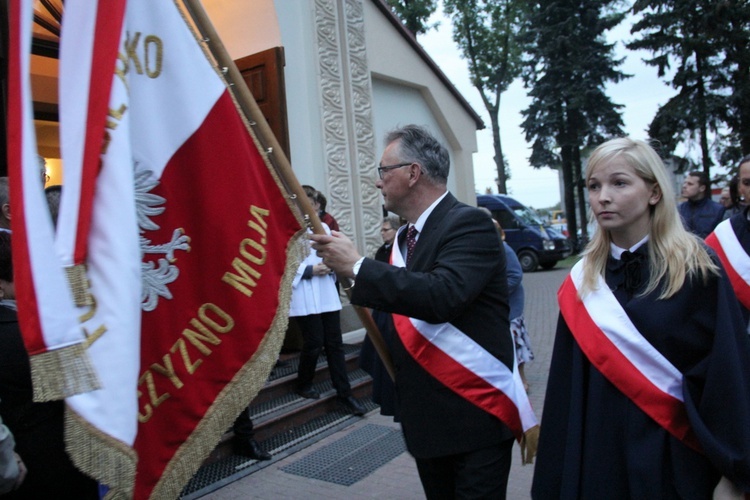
top-left (610, 234), bottom-right (649, 260)
top-left (411, 191), bottom-right (449, 234)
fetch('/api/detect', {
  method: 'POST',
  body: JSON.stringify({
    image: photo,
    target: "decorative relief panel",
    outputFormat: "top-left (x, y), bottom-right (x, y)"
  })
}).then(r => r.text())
top-left (313, 0), bottom-right (382, 258)
top-left (344, 0), bottom-right (382, 257)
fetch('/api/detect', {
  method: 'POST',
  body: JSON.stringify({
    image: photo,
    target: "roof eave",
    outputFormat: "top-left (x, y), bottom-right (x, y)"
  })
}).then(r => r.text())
top-left (370, 0), bottom-right (485, 130)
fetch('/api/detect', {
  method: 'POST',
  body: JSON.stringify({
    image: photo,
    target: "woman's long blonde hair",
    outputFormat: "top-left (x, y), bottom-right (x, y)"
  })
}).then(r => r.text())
top-left (581, 137), bottom-right (719, 299)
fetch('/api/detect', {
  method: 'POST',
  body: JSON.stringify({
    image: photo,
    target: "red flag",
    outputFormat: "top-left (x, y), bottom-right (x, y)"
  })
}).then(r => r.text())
top-left (52, 0), bottom-right (302, 497)
top-left (8, 0), bottom-right (100, 403)
top-left (122, 3), bottom-right (302, 497)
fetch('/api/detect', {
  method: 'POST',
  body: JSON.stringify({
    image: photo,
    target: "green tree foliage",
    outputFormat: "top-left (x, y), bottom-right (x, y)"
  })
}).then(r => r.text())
top-left (521, 0), bottom-right (627, 249)
top-left (443, 0), bottom-right (527, 194)
top-left (385, 0), bottom-right (439, 36)
top-left (718, 2), bottom-right (750, 162)
top-left (628, 0), bottom-right (746, 175)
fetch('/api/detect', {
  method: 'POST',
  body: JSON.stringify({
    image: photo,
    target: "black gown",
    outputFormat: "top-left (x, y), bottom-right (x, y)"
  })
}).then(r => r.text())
top-left (725, 206), bottom-right (750, 323)
top-left (532, 244), bottom-right (750, 499)
top-left (0, 306), bottom-right (98, 499)
top-left (358, 243), bottom-right (400, 420)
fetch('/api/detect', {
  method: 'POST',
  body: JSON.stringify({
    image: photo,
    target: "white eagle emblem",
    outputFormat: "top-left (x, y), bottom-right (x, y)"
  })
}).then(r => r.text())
top-left (136, 169), bottom-right (191, 311)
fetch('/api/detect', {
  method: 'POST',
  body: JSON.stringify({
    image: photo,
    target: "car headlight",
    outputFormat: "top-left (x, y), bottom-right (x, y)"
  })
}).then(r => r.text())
top-left (543, 239), bottom-right (555, 250)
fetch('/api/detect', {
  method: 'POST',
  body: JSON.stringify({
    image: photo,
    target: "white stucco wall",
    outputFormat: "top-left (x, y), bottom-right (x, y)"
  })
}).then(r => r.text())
top-left (370, 79), bottom-right (462, 196)
top-left (271, 1), bottom-right (328, 190)
top-left (201, 0), bottom-right (480, 212)
top-left (362, 1), bottom-right (479, 205)
top-left (200, 0), bottom-right (282, 59)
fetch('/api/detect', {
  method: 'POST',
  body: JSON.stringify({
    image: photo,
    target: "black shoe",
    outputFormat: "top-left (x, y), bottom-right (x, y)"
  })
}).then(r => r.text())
top-left (338, 396), bottom-right (366, 416)
top-left (274, 358), bottom-right (291, 368)
top-left (233, 438), bottom-right (272, 461)
top-left (295, 387), bottom-right (320, 400)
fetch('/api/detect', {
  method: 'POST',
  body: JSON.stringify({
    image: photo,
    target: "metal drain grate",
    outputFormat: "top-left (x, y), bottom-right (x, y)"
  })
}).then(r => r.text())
top-left (179, 399), bottom-right (379, 499)
top-left (179, 343), bottom-right (374, 498)
top-left (281, 424), bottom-right (406, 486)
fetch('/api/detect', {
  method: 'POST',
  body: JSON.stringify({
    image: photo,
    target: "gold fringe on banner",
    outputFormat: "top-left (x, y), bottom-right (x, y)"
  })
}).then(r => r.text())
top-left (150, 231), bottom-right (303, 499)
top-left (520, 424), bottom-right (540, 465)
top-left (29, 343), bottom-right (101, 402)
top-left (65, 408), bottom-right (138, 500)
top-left (65, 264), bottom-right (94, 307)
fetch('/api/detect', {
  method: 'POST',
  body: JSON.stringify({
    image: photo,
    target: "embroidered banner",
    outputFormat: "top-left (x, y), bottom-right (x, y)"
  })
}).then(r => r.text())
top-left (8, 0), bottom-right (98, 404)
top-left (14, 0), bottom-right (303, 497)
top-left (125, 2), bottom-right (301, 497)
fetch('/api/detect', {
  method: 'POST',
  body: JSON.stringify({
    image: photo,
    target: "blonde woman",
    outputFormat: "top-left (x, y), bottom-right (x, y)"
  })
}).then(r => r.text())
top-left (532, 138), bottom-right (750, 498)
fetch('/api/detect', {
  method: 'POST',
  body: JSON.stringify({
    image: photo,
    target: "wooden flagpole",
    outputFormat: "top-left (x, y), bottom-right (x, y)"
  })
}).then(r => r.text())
top-left (182, 0), bottom-right (395, 381)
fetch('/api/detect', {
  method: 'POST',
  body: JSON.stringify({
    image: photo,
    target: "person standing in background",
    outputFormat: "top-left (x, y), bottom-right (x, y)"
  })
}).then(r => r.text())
top-left (480, 207), bottom-right (534, 393)
top-left (706, 154), bottom-right (750, 324)
top-left (678, 171), bottom-right (724, 238)
top-left (0, 232), bottom-right (98, 499)
top-left (374, 215), bottom-right (400, 263)
top-left (0, 178), bottom-right (11, 233)
top-left (314, 189), bottom-right (339, 232)
top-left (359, 215), bottom-right (403, 420)
top-left (0, 416), bottom-right (25, 494)
top-left (230, 409), bottom-right (272, 461)
top-left (291, 186), bottom-right (366, 417)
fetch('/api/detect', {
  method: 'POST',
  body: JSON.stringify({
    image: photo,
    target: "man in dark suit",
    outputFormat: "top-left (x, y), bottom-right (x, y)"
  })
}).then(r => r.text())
top-left (311, 125), bottom-right (518, 499)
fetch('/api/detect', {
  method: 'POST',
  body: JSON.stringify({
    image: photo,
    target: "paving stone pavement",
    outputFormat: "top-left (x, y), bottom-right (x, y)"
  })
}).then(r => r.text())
top-left (198, 266), bottom-right (569, 500)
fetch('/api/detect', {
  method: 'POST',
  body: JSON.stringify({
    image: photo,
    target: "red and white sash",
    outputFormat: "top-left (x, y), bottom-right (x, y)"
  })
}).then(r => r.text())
top-left (558, 260), bottom-right (701, 451)
top-left (706, 220), bottom-right (750, 310)
top-left (388, 227), bottom-right (537, 440)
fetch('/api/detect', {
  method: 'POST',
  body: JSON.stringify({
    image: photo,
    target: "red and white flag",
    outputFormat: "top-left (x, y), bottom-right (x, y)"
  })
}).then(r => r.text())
top-left (56, 0), bottom-right (141, 494)
top-left (7, 0), bottom-right (99, 403)
top-left (13, 0), bottom-right (303, 498)
top-left (123, 2), bottom-right (302, 496)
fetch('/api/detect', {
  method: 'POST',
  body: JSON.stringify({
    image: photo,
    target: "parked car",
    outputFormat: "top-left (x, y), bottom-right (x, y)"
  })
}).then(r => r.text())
top-left (550, 222), bottom-right (569, 237)
top-left (477, 194), bottom-right (572, 272)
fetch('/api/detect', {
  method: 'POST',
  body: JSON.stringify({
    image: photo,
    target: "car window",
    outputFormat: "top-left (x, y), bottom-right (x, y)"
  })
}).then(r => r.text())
top-left (493, 210), bottom-right (518, 230)
top-left (513, 206), bottom-right (544, 226)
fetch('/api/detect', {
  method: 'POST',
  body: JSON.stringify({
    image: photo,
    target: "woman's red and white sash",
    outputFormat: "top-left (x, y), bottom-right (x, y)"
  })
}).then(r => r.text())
top-left (706, 220), bottom-right (750, 310)
top-left (558, 260), bottom-right (701, 452)
top-left (388, 228), bottom-right (537, 440)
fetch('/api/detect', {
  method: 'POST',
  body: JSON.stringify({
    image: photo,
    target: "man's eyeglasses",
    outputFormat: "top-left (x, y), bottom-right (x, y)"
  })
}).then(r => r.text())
top-left (377, 162), bottom-right (412, 180)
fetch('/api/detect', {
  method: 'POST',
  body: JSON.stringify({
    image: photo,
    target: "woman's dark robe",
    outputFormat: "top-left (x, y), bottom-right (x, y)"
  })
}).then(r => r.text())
top-left (532, 245), bottom-right (750, 499)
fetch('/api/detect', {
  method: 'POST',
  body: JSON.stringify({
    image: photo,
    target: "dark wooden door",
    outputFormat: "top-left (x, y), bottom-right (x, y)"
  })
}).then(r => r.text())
top-left (234, 46), bottom-right (290, 159)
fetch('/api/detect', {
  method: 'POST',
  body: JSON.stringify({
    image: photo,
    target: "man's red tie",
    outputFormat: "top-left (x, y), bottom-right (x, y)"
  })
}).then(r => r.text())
top-left (406, 226), bottom-right (418, 264)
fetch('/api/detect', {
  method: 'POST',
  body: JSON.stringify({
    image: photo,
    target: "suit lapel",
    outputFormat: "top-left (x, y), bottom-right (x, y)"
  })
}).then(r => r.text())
top-left (409, 193), bottom-right (457, 270)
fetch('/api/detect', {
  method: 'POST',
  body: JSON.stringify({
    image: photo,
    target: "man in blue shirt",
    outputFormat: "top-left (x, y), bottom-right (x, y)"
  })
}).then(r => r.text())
top-left (678, 171), bottom-right (724, 239)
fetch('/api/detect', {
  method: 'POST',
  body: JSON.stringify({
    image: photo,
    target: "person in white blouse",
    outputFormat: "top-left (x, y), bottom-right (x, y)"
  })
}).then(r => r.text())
top-left (290, 186), bottom-right (366, 416)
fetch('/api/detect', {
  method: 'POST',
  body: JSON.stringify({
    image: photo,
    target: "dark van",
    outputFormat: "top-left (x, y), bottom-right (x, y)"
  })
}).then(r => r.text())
top-left (477, 194), bottom-right (571, 272)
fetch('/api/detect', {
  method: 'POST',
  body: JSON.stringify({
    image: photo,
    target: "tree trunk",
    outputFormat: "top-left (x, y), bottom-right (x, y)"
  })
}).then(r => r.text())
top-left (695, 53), bottom-right (712, 177)
top-left (560, 145), bottom-right (578, 251)
top-left (737, 58), bottom-right (750, 155)
top-left (573, 145), bottom-right (588, 244)
top-left (490, 112), bottom-right (507, 193)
